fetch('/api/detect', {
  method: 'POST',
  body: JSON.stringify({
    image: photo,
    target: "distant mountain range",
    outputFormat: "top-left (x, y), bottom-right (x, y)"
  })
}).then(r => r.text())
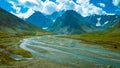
top-left (1, 5), bottom-right (119, 35)
top-left (26, 11), bottom-right (53, 29)
top-left (0, 7), bottom-right (43, 33)
top-left (49, 10), bottom-right (97, 34)
top-left (46, 11), bottom-right (64, 22)
top-left (26, 10), bottom-right (120, 34)
top-left (15, 9), bottom-right (119, 34)
top-left (26, 11), bottom-right (64, 30)
top-left (48, 10), bottom-right (120, 34)
top-left (84, 15), bottom-right (120, 29)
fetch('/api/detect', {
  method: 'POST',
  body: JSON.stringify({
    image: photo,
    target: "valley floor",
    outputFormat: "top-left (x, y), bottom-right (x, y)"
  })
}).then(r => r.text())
top-left (60, 32), bottom-right (120, 51)
top-left (0, 32), bottom-right (69, 68)
top-left (0, 33), bottom-right (120, 68)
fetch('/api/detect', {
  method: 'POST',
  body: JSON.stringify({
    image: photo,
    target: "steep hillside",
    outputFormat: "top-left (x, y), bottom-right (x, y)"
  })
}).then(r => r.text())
top-left (108, 20), bottom-right (120, 33)
top-left (0, 7), bottom-right (43, 33)
top-left (0, 7), bottom-right (49, 66)
top-left (50, 10), bottom-right (97, 34)
top-left (26, 11), bottom-right (53, 29)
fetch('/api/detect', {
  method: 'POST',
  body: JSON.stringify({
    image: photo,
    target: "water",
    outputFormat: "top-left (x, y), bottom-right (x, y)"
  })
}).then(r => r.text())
top-left (19, 36), bottom-right (120, 68)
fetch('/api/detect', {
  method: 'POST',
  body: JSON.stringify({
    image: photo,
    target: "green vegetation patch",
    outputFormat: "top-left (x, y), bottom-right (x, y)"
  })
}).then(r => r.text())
top-left (59, 31), bottom-right (120, 51)
top-left (59, 22), bottom-right (120, 51)
top-left (0, 32), bottom-right (54, 65)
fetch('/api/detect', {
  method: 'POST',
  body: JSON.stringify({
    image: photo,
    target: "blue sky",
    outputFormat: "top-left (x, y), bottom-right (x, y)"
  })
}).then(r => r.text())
top-left (0, 0), bottom-right (120, 19)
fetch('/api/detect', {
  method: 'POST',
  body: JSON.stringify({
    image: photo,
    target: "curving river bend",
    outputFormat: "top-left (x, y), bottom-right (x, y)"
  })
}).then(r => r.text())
top-left (19, 35), bottom-right (120, 68)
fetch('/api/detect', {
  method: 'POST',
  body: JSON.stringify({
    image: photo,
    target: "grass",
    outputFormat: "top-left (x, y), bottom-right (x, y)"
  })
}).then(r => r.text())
top-left (10, 60), bottom-right (73, 68)
top-left (59, 22), bottom-right (120, 51)
top-left (59, 31), bottom-right (120, 51)
top-left (0, 32), bottom-right (54, 65)
top-left (0, 32), bottom-right (31, 65)
top-left (0, 52), bottom-right (14, 66)
top-left (0, 32), bottom-right (74, 68)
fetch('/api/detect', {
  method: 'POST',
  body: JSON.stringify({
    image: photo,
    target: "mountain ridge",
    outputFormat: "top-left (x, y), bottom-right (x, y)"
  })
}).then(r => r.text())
top-left (26, 11), bottom-right (53, 29)
top-left (84, 15), bottom-right (120, 29)
top-left (0, 7), bottom-right (44, 33)
top-left (50, 10), bottom-right (97, 34)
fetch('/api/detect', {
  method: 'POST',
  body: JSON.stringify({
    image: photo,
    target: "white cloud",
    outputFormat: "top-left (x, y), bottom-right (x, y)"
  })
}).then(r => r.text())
top-left (76, 0), bottom-right (90, 5)
top-left (112, 0), bottom-right (120, 6)
top-left (8, 0), bottom-right (36, 19)
top-left (64, 0), bottom-right (76, 10)
top-left (56, 0), bottom-right (76, 11)
top-left (56, 0), bottom-right (107, 17)
top-left (9, 1), bottom-right (21, 13)
top-left (41, 0), bottom-right (57, 15)
top-left (8, 0), bottom-right (110, 18)
top-left (99, 3), bottom-right (105, 7)
top-left (56, 0), bottom-right (69, 3)
top-left (18, 0), bottom-right (39, 5)
top-left (75, 0), bottom-right (107, 17)
top-left (11, 8), bottom-right (34, 19)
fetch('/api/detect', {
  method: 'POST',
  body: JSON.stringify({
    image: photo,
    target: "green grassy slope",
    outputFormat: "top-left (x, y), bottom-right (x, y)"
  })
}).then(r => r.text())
top-left (0, 7), bottom-right (44, 33)
top-left (60, 21), bottom-right (120, 51)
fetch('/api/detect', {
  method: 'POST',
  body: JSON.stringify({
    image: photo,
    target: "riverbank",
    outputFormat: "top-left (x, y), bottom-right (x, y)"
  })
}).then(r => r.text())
top-left (0, 32), bottom-right (54, 65)
top-left (1, 32), bottom-right (120, 68)
top-left (19, 36), bottom-right (120, 68)
top-left (0, 32), bottom-right (32, 65)
top-left (59, 32), bottom-right (120, 52)
top-left (0, 32), bottom-right (73, 68)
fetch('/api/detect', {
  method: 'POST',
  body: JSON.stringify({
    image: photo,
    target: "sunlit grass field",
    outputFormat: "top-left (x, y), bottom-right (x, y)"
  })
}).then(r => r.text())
top-left (59, 31), bottom-right (120, 51)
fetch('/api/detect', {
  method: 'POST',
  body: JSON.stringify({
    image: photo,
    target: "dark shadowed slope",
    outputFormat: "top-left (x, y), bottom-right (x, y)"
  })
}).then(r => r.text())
top-left (0, 7), bottom-right (44, 33)
top-left (26, 11), bottom-right (53, 29)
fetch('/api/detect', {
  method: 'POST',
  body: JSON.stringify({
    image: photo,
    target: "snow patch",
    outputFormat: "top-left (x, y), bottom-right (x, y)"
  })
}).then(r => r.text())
top-left (52, 20), bottom-right (55, 22)
top-left (102, 21), bottom-right (109, 26)
top-left (42, 27), bottom-right (48, 30)
top-left (104, 21), bottom-right (109, 25)
top-left (97, 17), bottom-right (101, 21)
top-left (96, 17), bottom-right (101, 26)
top-left (116, 16), bottom-right (118, 18)
top-left (96, 22), bottom-right (101, 26)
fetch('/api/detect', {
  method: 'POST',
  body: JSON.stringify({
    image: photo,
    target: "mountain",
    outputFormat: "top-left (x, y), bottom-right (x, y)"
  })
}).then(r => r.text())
top-left (50, 10), bottom-right (97, 34)
top-left (0, 7), bottom-right (43, 33)
top-left (107, 20), bottom-right (120, 33)
top-left (113, 19), bottom-right (120, 28)
top-left (26, 11), bottom-right (53, 29)
top-left (84, 15), bottom-right (120, 29)
top-left (62, 20), bottom-right (120, 51)
top-left (46, 11), bottom-right (64, 22)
